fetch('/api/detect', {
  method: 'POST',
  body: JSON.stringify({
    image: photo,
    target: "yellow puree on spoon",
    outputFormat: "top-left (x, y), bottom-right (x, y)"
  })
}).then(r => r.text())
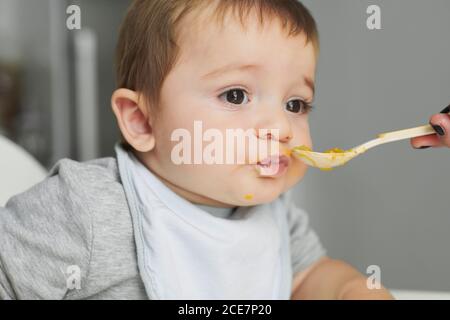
top-left (291, 145), bottom-right (359, 171)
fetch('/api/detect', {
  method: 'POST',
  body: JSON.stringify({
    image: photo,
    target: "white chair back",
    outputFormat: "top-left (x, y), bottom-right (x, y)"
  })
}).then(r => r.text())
top-left (0, 135), bottom-right (47, 206)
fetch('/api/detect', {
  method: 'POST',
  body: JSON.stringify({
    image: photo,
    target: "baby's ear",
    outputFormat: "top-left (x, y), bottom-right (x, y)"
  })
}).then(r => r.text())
top-left (111, 88), bottom-right (155, 152)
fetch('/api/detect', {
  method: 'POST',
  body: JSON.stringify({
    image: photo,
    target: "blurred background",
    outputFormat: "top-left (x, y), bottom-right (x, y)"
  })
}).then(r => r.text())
top-left (0, 0), bottom-right (128, 165)
top-left (0, 0), bottom-right (449, 293)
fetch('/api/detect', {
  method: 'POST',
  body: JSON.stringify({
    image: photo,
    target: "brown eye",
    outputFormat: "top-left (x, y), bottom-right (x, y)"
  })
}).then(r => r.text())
top-left (219, 88), bottom-right (249, 105)
top-left (286, 99), bottom-right (310, 114)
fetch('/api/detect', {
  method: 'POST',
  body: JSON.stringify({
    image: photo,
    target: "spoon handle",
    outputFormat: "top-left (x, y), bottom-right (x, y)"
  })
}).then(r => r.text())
top-left (353, 124), bottom-right (437, 153)
top-left (357, 108), bottom-right (450, 151)
top-left (377, 124), bottom-right (436, 142)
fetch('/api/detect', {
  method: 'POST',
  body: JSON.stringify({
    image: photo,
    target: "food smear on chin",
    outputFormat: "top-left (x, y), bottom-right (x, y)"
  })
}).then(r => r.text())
top-left (243, 193), bottom-right (254, 200)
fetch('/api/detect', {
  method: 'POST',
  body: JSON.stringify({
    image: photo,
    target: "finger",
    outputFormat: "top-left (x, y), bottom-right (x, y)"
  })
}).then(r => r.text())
top-left (410, 105), bottom-right (450, 149)
top-left (429, 112), bottom-right (450, 147)
top-left (410, 134), bottom-right (442, 149)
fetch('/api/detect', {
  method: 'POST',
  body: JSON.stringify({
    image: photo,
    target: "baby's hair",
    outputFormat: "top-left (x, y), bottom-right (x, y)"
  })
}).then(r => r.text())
top-left (115, 0), bottom-right (319, 118)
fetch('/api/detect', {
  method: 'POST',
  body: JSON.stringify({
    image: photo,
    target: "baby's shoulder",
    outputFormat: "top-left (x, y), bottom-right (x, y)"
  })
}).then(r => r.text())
top-left (2, 156), bottom-right (128, 239)
top-left (0, 156), bottom-right (134, 299)
top-left (48, 156), bottom-right (121, 189)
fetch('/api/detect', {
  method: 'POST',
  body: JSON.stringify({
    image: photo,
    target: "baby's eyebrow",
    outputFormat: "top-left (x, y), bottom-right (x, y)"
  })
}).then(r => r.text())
top-left (201, 62), bottom-right (315, 96)
top-left (201, 63), bottom-right (260, 80)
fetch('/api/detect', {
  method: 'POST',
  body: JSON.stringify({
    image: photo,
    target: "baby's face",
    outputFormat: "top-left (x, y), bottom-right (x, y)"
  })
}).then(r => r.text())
top-left (144, 10), bottom-right (316, 207)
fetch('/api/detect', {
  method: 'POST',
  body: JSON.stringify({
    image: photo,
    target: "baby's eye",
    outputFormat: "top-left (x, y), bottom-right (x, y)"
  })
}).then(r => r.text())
top-left (285, 99), bottom-right (313, 114)
top-left (219, 88), bottom-right (249, 105)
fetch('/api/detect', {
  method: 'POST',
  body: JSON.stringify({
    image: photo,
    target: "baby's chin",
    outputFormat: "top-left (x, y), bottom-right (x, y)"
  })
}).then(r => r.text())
top-left (174, 161), bottom-right (306, 207)
top-left (225, 165), bottom-right (305, 206)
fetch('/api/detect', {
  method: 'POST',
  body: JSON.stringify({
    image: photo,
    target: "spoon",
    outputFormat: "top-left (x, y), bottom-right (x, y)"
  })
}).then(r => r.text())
top-left (291, 123), bottom-right (440, 170)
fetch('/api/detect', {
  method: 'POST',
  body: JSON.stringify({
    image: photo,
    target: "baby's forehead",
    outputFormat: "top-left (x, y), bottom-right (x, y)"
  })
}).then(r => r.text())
top-left (180, 4), bottom-right (308, 43)
top-left (169, 3), bottom-right (317, 87)
top-left (176, 9), bottom-right (312, 64)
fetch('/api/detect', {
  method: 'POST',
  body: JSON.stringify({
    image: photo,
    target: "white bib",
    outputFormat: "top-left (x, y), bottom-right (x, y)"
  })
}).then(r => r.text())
top-left (116, 145), bottom-right (292, 299)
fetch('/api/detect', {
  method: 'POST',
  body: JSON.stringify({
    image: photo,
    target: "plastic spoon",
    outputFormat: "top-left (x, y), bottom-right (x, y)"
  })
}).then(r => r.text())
top-left (291, 124), bottom-right (438, 170)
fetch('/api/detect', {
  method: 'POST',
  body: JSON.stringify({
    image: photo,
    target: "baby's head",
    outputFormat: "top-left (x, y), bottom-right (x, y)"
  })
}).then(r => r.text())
top-left (112, 0), bottom-right (319, 207)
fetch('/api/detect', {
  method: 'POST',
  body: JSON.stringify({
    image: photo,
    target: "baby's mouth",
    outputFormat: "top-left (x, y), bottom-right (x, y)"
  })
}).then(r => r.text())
top-left (255, 154), bottom-right (290, 177)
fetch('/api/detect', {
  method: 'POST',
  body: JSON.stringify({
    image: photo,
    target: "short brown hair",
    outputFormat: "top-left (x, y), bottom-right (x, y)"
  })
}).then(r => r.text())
top-left (115, 0), bottom-right (319, 113)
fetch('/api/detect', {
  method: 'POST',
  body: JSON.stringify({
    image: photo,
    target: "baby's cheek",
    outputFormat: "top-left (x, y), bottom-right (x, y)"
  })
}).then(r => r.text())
top-left (294, 119), bottom-right (312, 139)
top-left (287, 158), bottom-right (308, 185)
top-left (294, 130), bottom-right (312, 149)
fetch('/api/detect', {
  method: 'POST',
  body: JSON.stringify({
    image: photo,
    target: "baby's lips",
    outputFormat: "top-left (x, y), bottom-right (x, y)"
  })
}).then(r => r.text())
top-left (254, 154), bottom-right (290, 176)
top-left (255, 161), bottom-right (280, 176)
top-left (255, 164), bottom-right (278, 176)
top-left (252, 148), bottom-right (292, 164)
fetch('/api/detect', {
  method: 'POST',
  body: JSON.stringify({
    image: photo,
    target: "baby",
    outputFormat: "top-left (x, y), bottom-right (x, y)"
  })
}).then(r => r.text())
top-left (0, 0), bottom-right (393, 299)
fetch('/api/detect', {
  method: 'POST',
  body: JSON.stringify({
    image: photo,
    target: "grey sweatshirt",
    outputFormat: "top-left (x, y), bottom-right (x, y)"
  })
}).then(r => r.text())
top-left (0, 147), bottom-right (326, 300)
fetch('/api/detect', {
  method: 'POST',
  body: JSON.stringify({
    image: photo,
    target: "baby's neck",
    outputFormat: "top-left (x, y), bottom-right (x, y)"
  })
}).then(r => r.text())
top-left (194, 203), bottom-right (238, 219)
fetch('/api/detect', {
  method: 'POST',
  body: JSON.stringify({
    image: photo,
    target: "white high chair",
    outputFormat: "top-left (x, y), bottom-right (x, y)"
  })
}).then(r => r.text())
top-left (390, 289), bottom-right (450, 300)
top-left (0, 135), bottom-right (47, 206)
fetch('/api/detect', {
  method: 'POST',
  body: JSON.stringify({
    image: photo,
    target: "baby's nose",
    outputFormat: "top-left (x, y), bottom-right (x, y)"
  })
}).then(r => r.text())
top-left (258, 130), bottom-right (291, 143)
top-left (255, 107), bottom-right (293, 143)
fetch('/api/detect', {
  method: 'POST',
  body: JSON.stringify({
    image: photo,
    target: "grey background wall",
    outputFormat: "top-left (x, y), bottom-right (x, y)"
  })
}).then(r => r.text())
top-left (74, 0), bottom-right (129, 157)
top-left (0, 0), bottom-right (52, 163)
top-left (1, 0), bottom-right (449, 291)
top-left (299, 0), bottom-right (450, 291)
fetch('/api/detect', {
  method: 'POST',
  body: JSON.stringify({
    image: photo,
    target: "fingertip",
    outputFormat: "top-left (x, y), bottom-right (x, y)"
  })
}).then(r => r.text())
top-left (410, 134), bottom-right (441, 149)
top-left (429, 113), bottom-right (442, 125)
top-left (410, 137), bottom-right (419, 148)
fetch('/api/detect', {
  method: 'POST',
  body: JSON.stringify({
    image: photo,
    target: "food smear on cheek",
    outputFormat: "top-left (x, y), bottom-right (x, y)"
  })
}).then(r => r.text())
top-left (283, 149), bottom-right (292, 157)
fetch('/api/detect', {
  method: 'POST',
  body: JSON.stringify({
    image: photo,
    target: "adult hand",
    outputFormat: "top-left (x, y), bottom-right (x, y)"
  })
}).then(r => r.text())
top-left (411, 105), bottom-right (450, 149)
